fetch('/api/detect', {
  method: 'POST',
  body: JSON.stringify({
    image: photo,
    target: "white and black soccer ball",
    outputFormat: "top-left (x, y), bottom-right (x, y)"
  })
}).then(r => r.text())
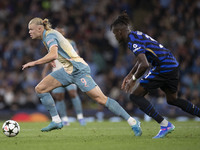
top-left (2, 120), bottom-right (20, 137)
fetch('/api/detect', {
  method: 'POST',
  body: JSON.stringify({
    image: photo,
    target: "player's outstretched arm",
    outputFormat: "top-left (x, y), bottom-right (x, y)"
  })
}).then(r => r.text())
top-left (133, 53), bottom-right (149, 79)
top-left (122, 54), bottom-right (149, 93)
top-left (121, 61), bottom-right (139, 90)
top-left (22, 61), bottom-right (36, 70)
top-left (22, 46), bottom-right (58, 70)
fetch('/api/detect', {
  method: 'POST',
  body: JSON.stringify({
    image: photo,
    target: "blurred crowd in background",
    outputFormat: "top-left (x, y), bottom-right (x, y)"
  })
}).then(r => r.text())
top-left (0, 0), bottom-right (200, 118)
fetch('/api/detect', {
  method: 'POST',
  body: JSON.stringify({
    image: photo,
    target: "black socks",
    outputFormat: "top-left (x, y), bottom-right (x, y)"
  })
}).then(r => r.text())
top-left (168, 98), bottom-right (200, 117)
top-left (130, 94), bottom-right (164, 123)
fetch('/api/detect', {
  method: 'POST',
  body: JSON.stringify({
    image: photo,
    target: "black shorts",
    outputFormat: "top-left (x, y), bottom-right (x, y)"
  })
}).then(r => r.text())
top-left (140, 67), bottom-right (179, 93)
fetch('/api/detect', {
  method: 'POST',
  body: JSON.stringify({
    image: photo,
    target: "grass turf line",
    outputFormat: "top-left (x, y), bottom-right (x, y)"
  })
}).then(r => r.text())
top-left (0, 121), bottom-right (200, 150)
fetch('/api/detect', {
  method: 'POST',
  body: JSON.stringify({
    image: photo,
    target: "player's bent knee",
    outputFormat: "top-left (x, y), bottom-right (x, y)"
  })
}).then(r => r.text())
top-left (35, 85), bottom-right (46, 94)
top-left (166, 96), bottom-right (177, 105)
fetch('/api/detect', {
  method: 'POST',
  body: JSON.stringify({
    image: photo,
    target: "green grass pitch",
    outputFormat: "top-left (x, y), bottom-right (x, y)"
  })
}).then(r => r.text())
top-left (0, 120), bottom-right (199, 150)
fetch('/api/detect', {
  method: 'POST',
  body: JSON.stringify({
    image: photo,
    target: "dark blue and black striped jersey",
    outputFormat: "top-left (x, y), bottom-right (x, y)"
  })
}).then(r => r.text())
top-left (128, 31), bottom-right (179, 73)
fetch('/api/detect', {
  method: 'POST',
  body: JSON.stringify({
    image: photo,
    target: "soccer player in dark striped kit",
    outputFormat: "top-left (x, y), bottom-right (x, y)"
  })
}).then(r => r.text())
top-left (111, 11), bottom-right (200, 138)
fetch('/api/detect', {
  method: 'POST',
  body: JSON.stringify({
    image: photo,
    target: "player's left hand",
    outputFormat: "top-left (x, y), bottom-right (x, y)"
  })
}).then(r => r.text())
top-left (124, 78), bottom-right (136, 93)
top-left (22, 61), bottom-right (36, 70)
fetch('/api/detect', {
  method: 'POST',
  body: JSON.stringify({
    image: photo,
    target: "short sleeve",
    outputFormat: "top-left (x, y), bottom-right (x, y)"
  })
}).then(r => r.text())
top-left (128, 33), bottom-right (146, 56)
top-left (45, 34), bottom-right (58, 49)
top-left (128, 42), bottom-right (145, 56)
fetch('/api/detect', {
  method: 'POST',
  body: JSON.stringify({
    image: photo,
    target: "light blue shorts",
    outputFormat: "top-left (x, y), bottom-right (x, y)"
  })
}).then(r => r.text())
top-left (50, 67), bottom-right (97, 92)
top-left (52, 84), bottom-right (77, 94)
top-left (66, 84), bottom-right (77, 91)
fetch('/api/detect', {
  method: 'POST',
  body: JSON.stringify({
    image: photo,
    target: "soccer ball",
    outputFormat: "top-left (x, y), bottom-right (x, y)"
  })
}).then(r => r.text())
top-left (2, 120), bottom-right (20, 137)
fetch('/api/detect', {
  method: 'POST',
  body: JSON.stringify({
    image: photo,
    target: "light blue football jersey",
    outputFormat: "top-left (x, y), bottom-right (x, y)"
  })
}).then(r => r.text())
top-left (42, 29), bottom-right (88, 74)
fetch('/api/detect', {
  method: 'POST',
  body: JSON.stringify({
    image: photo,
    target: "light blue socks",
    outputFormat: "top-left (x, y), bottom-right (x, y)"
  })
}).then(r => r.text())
top-left (105, 97), bottom-right (130, 120)
top-left (56, 100), bottom-right (67, 118)
top-left (71, 96), bottom-right (83, 115)
top-left (37, 93), bottom-right (58, 117)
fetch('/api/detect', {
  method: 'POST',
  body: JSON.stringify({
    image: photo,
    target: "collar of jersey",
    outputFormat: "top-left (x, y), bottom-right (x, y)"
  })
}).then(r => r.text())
top-left (42, 29), bottom-right (47, 41)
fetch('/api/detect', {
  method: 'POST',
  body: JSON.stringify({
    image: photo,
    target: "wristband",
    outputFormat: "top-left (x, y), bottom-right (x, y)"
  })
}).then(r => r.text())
top-left (132, 75), bottom-right (136, 81)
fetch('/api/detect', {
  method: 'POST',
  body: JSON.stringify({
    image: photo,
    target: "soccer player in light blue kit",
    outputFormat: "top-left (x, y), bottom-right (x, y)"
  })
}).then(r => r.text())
top-left (22, 17), bottom-right (141, 136)
top-left (42, 26), bottom-right (86, 126)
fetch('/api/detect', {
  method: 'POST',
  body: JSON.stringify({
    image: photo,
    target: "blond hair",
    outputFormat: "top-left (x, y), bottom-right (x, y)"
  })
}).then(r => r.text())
top-left (29, 17), bottom-right (52, 30)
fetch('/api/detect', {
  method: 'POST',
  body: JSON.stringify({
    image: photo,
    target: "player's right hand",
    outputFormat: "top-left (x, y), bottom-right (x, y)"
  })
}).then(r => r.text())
top-left (22, 61), bottom-right (36, 70)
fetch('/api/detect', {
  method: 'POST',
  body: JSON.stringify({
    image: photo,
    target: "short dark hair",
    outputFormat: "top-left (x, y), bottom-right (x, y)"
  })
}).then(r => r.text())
top-left (110, 11), bottom-right (130, 30)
